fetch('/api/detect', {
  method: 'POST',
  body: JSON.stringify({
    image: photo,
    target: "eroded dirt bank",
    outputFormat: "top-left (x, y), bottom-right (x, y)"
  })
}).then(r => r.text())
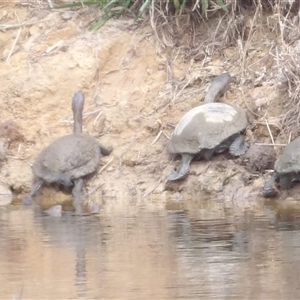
top-left (0, 4), bottom-right (295, 208)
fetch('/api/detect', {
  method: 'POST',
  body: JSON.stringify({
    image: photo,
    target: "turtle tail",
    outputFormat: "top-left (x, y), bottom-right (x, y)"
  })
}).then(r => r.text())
top-left (99, 144), bottom-right (113, 156)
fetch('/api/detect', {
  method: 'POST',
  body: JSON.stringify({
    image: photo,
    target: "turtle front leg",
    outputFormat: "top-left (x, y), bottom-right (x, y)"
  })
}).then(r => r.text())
top-left (229, 134), bottom-right (249, 156)
top-left (72, 178), bottom-right (85, 214)
top-left (22, 179), bottom-right (44, 206)
top-left (166, 153), bottom-right (194, 182)
top-left (263, 172), bottom-right (279, 198)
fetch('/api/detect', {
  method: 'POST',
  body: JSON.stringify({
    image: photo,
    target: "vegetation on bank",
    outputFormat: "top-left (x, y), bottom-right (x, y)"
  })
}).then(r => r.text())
top-left (55, 0), bottom-right (298, 30)
top-left (53, 0), bottom-right (300, 138)
top-left (56, 0), bottom-right (229, 28)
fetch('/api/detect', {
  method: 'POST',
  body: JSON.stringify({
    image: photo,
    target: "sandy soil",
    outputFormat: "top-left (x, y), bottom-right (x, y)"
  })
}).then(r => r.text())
top-left (0, 3), bottom-right (297, 208)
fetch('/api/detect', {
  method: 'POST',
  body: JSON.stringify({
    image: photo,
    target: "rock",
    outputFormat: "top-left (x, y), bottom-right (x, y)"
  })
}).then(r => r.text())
top-left (44, 205), bottom-right (62, 217)
top-left (242, 144), bottom-right (276, 173)
top-left (0, 160), bottom-right (32, 194)
top-left (0, 120), bottom-right (23, 145)
top-left (61, 12), bottom-right (72, 20)
top-left (0, 139), bottom-right (8, 161)
top-left (0, 183), bottom-right (12, 205)
top-left (90, 203), bottom-right (101, 213)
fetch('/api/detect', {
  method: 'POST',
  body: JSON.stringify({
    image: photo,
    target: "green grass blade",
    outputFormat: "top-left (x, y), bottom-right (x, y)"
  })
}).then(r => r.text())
top-left (54, 0), bottom-right (100, 9)
top-left (90, 12), bottom-right (114, 30)
top-left (173, 0), bottom-right (181, 11)
top-left (179, 0), bottom-right (187, 14)
top-left (137, 0), bottom-right (151, 18)
top-left (216, 0), bottom-right (228, 12)
top-left (201, 0), bottom-right (209, 16)
top-left (90, 0), bottom-right (130, 31)
top-left (103, 0), bottom-right (120, 11)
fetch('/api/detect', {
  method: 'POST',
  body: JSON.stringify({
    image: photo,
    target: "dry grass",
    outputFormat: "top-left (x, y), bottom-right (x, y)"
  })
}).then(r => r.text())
top-left (4, 0), bottom-right (300, 139)
top-left (144, 1), bottom-right (300, 139)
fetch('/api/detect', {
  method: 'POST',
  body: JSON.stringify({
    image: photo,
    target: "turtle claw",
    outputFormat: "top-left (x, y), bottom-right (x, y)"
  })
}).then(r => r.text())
top-left (166, 153), bottom-right (193, 182)
top-left (166, 170), bottom-right (188, 182)
top-left (262, 186), bottom-right (279, 198)
top-left (22, 180), bottom-right (43, 206)
top-left (263, 172), bottom-right (279, 198)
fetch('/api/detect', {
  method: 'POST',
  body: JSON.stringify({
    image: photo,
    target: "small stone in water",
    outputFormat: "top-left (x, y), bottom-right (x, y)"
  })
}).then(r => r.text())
top-left (45, 205), bottom-right (62, 217)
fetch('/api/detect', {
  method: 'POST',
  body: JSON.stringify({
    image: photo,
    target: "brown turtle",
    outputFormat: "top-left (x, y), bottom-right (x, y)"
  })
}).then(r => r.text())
top-left (167, 73), bottom-right (249, 182)
top-left (23, 91), bottom-right (112, 209)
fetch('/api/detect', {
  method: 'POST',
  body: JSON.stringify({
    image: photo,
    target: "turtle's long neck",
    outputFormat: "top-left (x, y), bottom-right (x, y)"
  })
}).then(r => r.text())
top-left (72, 91), bottom-right (85, 134)
top-left (203, 73), bottom-right (232, 104)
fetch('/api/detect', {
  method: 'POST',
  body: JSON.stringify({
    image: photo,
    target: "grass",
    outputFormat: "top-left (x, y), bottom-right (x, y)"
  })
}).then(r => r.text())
top-left (53, 0), bottom-right (300, 138)
top-left (55, 0), bottom-right (228, 30)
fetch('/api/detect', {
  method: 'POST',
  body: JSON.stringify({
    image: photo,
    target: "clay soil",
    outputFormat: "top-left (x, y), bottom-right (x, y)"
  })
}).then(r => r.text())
top-left (0, 3), bottom-right (298, 209)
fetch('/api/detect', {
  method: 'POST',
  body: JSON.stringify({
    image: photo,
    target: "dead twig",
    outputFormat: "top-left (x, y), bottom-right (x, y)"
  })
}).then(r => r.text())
top-left (265, 118), bottom-right (275, 149)
top-left (45, 40), bottom-right (64, 53)
top-left (255, 143), bottom-right (286, 146)
top-left (6, 27), bottom-right (22, 63)
top-left (87, 183), bottom-right (104, 196)
top-left (0, 22), bottom-right (40, 31)
top-left (87, 157), bottom-right (114, 196)
top-left (119, 138), bottom-right (136, 167)
top-left (151, 130), bottom-right (169, 145)
top-left (144, 177), bottom-right (163, 197)
top-left (47, 0), bottom-right (53, 8)
top-left (223, 171), bottom-right (240, 187)
top-left (239, 87), bottom-right (260, 117)
top-left (93, 110), bottom-right (103, 126)
top-left (144, 152), bottom-right (174, 197)
top-left (98, 157), bottom-right (113, 174)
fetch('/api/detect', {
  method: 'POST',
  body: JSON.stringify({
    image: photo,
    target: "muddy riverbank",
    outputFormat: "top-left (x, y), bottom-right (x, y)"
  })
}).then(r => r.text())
top-left (0, 4), bottom-right (296, 208)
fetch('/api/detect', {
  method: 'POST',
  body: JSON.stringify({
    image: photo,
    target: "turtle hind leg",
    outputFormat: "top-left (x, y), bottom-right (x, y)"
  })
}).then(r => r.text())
top-left (166, 153), bottom-right (194, 182)
top-left (202, 148), bottom-right (215, 161)
top-left (279, 174), bottom-right (293, 190)
top-left (263, 172), bottom-right (279, 198)
top-left (22, 179), bottom-right (44, 206)
top-left (229, 134), bottom-right (249, 156)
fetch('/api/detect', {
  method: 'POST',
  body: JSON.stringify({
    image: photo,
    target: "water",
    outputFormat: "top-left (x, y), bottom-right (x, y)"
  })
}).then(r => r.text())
top-left (1, 199), bottom-right (300, 299)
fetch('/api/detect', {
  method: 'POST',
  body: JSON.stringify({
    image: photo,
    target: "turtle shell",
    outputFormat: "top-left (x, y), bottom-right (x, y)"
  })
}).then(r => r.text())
top-left (168, 102), bottom-right (248, 154)
top-left (275, 136), bottom-right (300, 174)
top-left (33, 133), bottom-right (100, 184)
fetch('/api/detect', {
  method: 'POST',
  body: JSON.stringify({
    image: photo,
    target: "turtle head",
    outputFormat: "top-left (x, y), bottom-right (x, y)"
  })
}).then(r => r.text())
top-left (72, 91), bottom-right (84, 134)
top-left (72, 91), bottom-right (84, 112)
top-left (58, 173), bottom-right (74, 187)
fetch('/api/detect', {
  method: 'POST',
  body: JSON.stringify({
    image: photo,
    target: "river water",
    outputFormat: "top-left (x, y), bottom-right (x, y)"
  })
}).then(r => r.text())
top-left (1, 197), bottom-right (300, 299)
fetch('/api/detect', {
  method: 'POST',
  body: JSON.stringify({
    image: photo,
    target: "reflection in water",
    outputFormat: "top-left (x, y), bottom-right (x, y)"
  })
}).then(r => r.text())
top-left (1, 200), bottom-right (300, 299)
top-left (35, 210), bottom-right (106, 299)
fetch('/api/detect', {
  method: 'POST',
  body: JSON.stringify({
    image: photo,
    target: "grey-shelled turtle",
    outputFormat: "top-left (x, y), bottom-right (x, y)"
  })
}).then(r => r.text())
top-left (263, 136), bottom-right (300, 198)
top-left (23, 91), bottom-right (112, 210)
top-left (166, 73), bottom-right (249, 182)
